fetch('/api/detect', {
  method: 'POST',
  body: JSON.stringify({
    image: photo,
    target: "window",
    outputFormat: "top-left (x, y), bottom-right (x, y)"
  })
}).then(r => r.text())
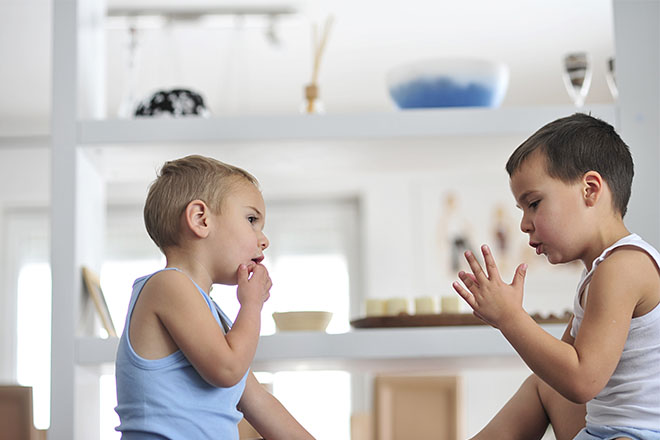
top-left (5, 209), bottom-right (51, 430)
top-left (16, 263), bottom-right (51, 430)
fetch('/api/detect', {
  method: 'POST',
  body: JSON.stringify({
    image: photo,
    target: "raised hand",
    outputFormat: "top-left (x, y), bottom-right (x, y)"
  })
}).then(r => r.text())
top-left (452, 244), bottom-right (527, 328)
top-left (237, 263), bottom-right (272, 309)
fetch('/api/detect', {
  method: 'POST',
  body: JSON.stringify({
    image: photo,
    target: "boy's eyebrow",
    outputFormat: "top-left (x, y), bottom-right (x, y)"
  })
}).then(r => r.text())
top-left (516, 190), bottom-right (534, 205)
top-left (247, 205), bottom-right (264, 217)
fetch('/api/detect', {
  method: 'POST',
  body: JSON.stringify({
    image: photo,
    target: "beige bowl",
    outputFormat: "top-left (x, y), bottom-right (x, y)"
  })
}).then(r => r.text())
top-left (272, 311), bottom-right (333, 332)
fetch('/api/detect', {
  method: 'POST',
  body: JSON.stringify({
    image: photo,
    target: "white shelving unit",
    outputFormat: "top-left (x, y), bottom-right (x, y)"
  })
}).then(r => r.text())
top-left (78, 105), bottom-right (616, 144)
top-left (50, 1), bottom-right (659, 439)
top-left (76, 324), bottom-right (566, 372)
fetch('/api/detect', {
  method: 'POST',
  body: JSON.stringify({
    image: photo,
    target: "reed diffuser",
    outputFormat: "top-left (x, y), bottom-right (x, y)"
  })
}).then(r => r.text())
top-left (304, 15), bottom-right (334, 114)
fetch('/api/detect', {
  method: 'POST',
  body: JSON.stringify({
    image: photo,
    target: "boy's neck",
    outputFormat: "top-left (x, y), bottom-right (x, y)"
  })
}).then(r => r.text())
top-left (164, 248), bottom-right (214, 293)
top-left (583, 220), bottom-right (631, 270)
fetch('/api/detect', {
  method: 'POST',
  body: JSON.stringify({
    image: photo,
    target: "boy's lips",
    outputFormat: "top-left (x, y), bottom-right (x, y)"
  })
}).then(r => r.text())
top-left (530, 242), bottom-right (543, 255)
top-left (252, 256), bottom-right (264, 264)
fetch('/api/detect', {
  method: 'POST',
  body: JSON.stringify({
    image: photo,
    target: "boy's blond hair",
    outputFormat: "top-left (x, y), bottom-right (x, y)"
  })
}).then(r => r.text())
top-left (144, 155), bottom-right (259, 252)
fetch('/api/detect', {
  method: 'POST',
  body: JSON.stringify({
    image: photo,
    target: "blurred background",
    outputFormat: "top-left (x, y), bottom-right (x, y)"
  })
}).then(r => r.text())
top-left (0, 1), bottom-right (622, 439)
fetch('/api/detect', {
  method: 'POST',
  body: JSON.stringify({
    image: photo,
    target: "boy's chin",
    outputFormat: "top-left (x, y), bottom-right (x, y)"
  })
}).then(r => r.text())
top-left (544, 254), bottom-right (557, 264)
top-left (214, 277), bottom-right (239, 286)
top-left (545, 254), bottom-right (567, 265)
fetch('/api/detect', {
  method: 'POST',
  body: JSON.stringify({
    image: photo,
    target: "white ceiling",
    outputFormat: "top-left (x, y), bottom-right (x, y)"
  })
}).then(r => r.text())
top-left (1, 0), bottom-right (615, 137)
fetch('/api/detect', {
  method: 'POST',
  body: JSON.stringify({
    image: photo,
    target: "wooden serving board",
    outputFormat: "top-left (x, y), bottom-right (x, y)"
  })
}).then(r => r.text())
top-left (350, 312), bottom-right (571, 328)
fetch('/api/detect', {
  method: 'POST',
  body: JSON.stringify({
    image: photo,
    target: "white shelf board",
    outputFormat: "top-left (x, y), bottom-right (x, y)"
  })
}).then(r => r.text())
top-left (77, 105), bottom-right (616, 145)
top-left (251, 324), bottom-right (565, 372)
top-left (107, 4), bottom-right (298, 18)
top-left (76, 336), bottom-right (119, 366)
top-left (76, 324), bottom-right (565, 372)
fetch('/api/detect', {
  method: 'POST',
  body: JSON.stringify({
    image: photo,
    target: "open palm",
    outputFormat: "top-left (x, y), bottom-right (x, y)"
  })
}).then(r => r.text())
top-left (452, 244), bottom-right (528, 328)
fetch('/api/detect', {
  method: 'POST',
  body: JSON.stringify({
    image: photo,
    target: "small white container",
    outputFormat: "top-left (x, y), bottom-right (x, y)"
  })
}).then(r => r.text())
top-left (272, 311), bottom-right (333, 332)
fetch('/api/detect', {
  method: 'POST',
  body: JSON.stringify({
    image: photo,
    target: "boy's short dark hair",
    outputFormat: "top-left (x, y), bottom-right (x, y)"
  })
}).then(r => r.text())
top-left (506, 113), bottom-right (634, 217)
top-left (144, 155), bottom-right (259, 252)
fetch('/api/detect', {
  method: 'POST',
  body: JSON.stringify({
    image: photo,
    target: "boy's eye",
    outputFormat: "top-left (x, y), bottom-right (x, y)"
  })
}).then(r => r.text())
top-left (248, 215), bottom-right (258, 224)
top-left (529, 200), bottom-right (540, 209)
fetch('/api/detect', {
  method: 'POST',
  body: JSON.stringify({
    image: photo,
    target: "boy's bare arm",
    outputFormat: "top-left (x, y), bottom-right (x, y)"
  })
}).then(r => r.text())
top-left (146, 267), bottom-right (269, 387)
top-left (239, 373), bottom-right (315, 440)
top-left (223, 263), bottom-right (271, 372)
top-left (565, 249), bottom-right (657, 398)
top-left (454, 245), bottom-right (649, 403)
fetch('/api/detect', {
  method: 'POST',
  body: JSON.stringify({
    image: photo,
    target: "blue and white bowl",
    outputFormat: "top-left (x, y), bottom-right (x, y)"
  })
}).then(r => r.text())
top-left (386, 58), bottom-right (509, 109)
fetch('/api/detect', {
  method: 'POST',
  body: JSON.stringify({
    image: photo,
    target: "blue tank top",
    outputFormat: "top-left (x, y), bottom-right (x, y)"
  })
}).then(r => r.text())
top-left (115, 268), bottom-right (248, 439)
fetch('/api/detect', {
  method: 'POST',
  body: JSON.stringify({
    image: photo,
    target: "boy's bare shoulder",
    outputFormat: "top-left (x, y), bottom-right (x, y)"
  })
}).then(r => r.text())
top-left (606, 245), bottom-right (659, 271)
top-left (595, 246), bottom-right (658, 279)
top-left (141, 269), bottom-right (198, 304)
top-left (145, 269), bottom-right (189, 288)
top-left (592, 246), bottom-right (660, 314)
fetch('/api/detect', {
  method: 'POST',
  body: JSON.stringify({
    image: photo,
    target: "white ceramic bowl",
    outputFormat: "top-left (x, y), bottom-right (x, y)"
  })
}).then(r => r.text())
top-left (272, 311), bottom-right (333, 332)
top-left (387, 57), bottom-right (509, 109)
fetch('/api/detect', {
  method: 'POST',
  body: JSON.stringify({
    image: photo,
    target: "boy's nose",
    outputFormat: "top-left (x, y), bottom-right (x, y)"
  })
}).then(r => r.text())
top-left (260, 233), bottom-right (270, 250)
top-left (520, 216), bottom-right (533, 233)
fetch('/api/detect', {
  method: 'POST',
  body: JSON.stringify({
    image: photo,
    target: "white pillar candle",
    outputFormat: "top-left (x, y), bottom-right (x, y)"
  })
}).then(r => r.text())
top-left (386, 298), bottom-right (409, 316)
top-left (414, 296), bottom-right (437, 314)
top-left (440, 296), bottom-right (461, 313)
top-left (365, 299), bottom-right (387, 317)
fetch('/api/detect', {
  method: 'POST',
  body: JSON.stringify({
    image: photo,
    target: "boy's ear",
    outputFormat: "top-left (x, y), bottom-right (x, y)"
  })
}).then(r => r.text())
top-left (583, 171), bottom-right (603, 207)
top-left (185, 200), bottom-right (211, 238)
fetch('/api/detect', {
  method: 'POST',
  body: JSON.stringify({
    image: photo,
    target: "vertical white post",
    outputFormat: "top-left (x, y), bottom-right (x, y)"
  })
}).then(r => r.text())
top-left (75, 150), bottom-right (106, 439)
top-left (613, 0), bottom-right (660, 247)
top-left (78, 0), bottom-right (106, 119)
top-left (51, 0), bottom-right (79, 438)
top-left (52, 0), bottom-right (106, 439)
top-left (0, 211), bottom-right (16, 382)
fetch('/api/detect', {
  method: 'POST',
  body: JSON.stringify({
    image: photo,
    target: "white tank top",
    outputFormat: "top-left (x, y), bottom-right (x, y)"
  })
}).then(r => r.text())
top-left (570, 233), bottom-right (660, 429)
